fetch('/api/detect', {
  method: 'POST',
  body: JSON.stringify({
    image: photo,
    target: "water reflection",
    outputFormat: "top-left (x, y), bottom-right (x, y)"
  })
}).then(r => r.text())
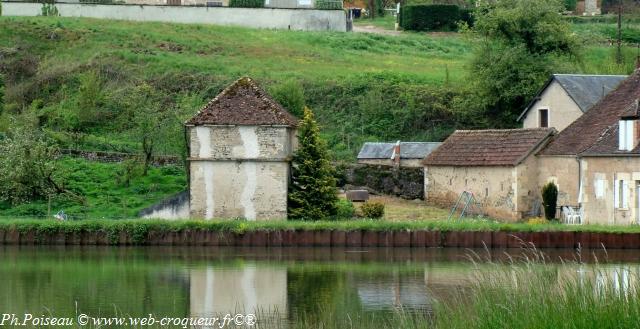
top-left (0, 246), bottom-right (639, 325)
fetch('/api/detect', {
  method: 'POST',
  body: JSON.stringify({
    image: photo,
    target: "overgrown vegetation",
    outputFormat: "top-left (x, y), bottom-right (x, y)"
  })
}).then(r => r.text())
top-left (464, 0), bottom-right (580, 124)
top-left (0, 157), bottom-right (186, 219)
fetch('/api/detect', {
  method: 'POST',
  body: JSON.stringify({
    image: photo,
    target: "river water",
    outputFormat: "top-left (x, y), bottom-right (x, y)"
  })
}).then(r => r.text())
top-left (0, 246), bottom-right (638, 327)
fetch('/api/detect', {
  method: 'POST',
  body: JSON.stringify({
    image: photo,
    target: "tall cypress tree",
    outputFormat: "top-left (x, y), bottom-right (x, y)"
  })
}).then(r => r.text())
top-left (288, 107), bottom-right (338, 220)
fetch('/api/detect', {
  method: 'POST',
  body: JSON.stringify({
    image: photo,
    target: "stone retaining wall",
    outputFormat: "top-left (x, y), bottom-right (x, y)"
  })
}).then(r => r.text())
top-left (1, 229), bottom-right (636, 249)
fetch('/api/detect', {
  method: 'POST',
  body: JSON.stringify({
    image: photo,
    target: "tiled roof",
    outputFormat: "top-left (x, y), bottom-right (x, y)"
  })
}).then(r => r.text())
top-left (357, 142), bottom-right (442, 159)
top-left (540, 70), bottom-right (640, 156)
top-left (517, 74), bottom-right (626, 121)
top-left (423, 128), bottom-right (554, 166)
top-left (186, 77), bottom-right (298, 126)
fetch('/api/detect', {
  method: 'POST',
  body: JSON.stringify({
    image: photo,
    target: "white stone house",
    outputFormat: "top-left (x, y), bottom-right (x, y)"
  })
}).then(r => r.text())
top-left (518, 74), bottom-right (626, 132)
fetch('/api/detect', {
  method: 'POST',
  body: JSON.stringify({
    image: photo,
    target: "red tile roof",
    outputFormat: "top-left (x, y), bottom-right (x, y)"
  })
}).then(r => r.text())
top-left (540, 69), bottom-right (640, 156)
top-left (423, 128), bottom-right (554, 166)
top-left (186, 77), bottom-right (298, 126)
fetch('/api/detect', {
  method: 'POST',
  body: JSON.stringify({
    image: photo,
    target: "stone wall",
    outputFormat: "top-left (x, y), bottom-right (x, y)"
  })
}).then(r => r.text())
top-left (1, 1), bottom-right (348, 32)
top-left (139, 191), bottom-right (190, 219)
top-left (337, 164), bottom-right (424, 200)
top-left (424, 165), bottom-right (519, 220)
top-left (188, 125), bottom-right (295, 220)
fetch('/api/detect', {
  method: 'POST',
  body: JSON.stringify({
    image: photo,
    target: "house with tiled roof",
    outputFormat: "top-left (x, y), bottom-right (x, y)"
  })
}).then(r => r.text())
top-left (186, 77), bottom-right (298, 220)
top-left (537, 69), bottom-right (640, 225)
top-left (423, 128), bottom-right (555, 220)
top-left (518, 74), bottom-right (626, 132)
top-left (425, 70), bottom-right (640, 224)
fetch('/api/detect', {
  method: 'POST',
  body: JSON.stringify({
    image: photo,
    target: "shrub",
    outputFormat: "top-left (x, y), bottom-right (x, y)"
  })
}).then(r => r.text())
top-left (361, 201), bottom-right (384, 219)
top-left (526, 217), bottom-right (547, 225)
top-left (288, 107), bottom-right (339, 220)
top-left (334, 199), bottom-right (355, 220)
top-left (400, 4), bottom-right (460, 31)
top-left (315, 0), bottom-right (342, 10)
top-left (229, 0), bottom-right (264, 7)
top-left (541, 182), bottom-right (558, 220)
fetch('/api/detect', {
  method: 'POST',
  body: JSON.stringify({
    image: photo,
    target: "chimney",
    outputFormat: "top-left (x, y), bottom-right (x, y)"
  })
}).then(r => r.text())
top-left (392, 140), bottom-right (401, 166)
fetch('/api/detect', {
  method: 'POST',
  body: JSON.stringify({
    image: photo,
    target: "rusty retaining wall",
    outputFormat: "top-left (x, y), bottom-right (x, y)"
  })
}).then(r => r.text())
top-left (0, 229), bottom-right (639, 249)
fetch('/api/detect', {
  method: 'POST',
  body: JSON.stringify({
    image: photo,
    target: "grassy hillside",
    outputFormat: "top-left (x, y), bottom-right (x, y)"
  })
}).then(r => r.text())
top-left (0, 157), bottom-right (186, 218)
top-left (1, 16), bottom-right (638, 160)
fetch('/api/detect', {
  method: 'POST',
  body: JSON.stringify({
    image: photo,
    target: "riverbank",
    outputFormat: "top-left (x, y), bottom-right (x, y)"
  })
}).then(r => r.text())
top-left (2, 219), bottom-right (640, 248)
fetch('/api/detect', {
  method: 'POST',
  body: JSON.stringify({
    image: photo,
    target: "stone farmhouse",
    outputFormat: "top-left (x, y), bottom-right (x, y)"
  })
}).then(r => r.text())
top-left (518, 74), bottom-right (626, 132)
top-left (424, 70), bottom-right (640, 225)
top-left (357, 142), bottom-right (441, 168)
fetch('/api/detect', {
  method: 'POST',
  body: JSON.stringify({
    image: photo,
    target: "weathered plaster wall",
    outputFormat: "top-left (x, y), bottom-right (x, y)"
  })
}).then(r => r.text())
top-left (581, 157), bottom-right (640, 225)
top-left (188, 125), bottom-right (294, 220)
top-left (537, 156), bottom-right (580, 207)
top-left (190, 161), bottom-right (289, 219)
top-left (190, 266), bottom-right (287, 316)
top-left (190, 125), bottom-right (293, 160)
top-left (514, 153), bottom-right (542, 218)
top-left (357, 158), bottom-right (424, 168)
top-left (424, 165), bottom-right (519, 220)
top-left (1, 2), bottom-right (347, 32)
top-left (522, 81), bottom-right (583, 132)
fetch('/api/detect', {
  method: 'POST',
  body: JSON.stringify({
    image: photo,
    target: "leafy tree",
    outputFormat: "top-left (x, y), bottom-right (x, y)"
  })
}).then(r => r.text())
top-left (271, 80), bottom-right (306, 118)
top-left (67, 70), bottom-right (105, 148)
top-left (0, 117), bottom-right (65, 204)
top-left (541, 181), bottom-right (558, 220)
top-left (288, 107), bottom-right (338, 220)
top-left (467, 0), bottom-right (578, 124)
top-left (125, 83), bottom-right (167, 176)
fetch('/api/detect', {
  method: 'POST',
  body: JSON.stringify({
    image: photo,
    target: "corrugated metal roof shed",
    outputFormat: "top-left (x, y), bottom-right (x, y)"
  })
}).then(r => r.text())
top-left (357, 142), bottom-right (442, 159)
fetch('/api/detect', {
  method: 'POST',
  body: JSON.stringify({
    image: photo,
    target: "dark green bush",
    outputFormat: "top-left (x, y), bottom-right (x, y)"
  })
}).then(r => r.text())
top-left (564, 0), bottom-right (577, 11)
top-left (459, 8), bottom-right (474, 27)
top-left (315, 0), bottom-right (342, 10)
top-left (229, 0), bottom-right (264, 8)
top-left (400, 4), bottom-right (460, 31)
top-left (361, 201), bottom-right (384, 219)
top-left (541, 182), bottom-right (558, 220)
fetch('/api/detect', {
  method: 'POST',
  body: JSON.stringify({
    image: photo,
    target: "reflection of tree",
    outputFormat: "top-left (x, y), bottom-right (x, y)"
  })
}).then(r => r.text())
top-left (0, 250), bottom-right (190, 319)
top-left (287, 267), bottom-right (359, 322)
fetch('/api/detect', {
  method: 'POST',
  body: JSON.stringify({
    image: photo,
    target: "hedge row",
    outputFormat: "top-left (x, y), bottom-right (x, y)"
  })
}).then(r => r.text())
top-left (400, 4), bottom-right (473, 32)
top-left (315, 0), bottom-right (342, 10)
top-left (229, 0), bottom-right (264, 8)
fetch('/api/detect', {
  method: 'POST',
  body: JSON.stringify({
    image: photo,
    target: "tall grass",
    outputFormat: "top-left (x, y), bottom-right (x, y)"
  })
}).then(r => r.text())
top-left (435, 249), bottom-right (640, 329)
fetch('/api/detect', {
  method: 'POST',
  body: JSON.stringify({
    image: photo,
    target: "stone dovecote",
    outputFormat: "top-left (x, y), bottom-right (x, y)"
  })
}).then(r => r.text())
top-left (186, 77), bottom-right (298, 220)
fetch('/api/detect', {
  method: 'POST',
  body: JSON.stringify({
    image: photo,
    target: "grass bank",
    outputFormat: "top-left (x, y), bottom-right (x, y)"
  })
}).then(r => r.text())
top-left (4, 217), bottom-right (640, 235)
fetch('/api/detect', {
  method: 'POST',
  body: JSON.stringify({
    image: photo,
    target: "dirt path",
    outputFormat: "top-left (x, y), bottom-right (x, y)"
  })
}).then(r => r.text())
top-left (352, 25), bottom-right (402, 36)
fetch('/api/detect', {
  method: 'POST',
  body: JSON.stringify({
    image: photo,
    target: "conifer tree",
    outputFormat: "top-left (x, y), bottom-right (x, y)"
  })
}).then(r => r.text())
top-left (288, 107), bottom-right (338, 220)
